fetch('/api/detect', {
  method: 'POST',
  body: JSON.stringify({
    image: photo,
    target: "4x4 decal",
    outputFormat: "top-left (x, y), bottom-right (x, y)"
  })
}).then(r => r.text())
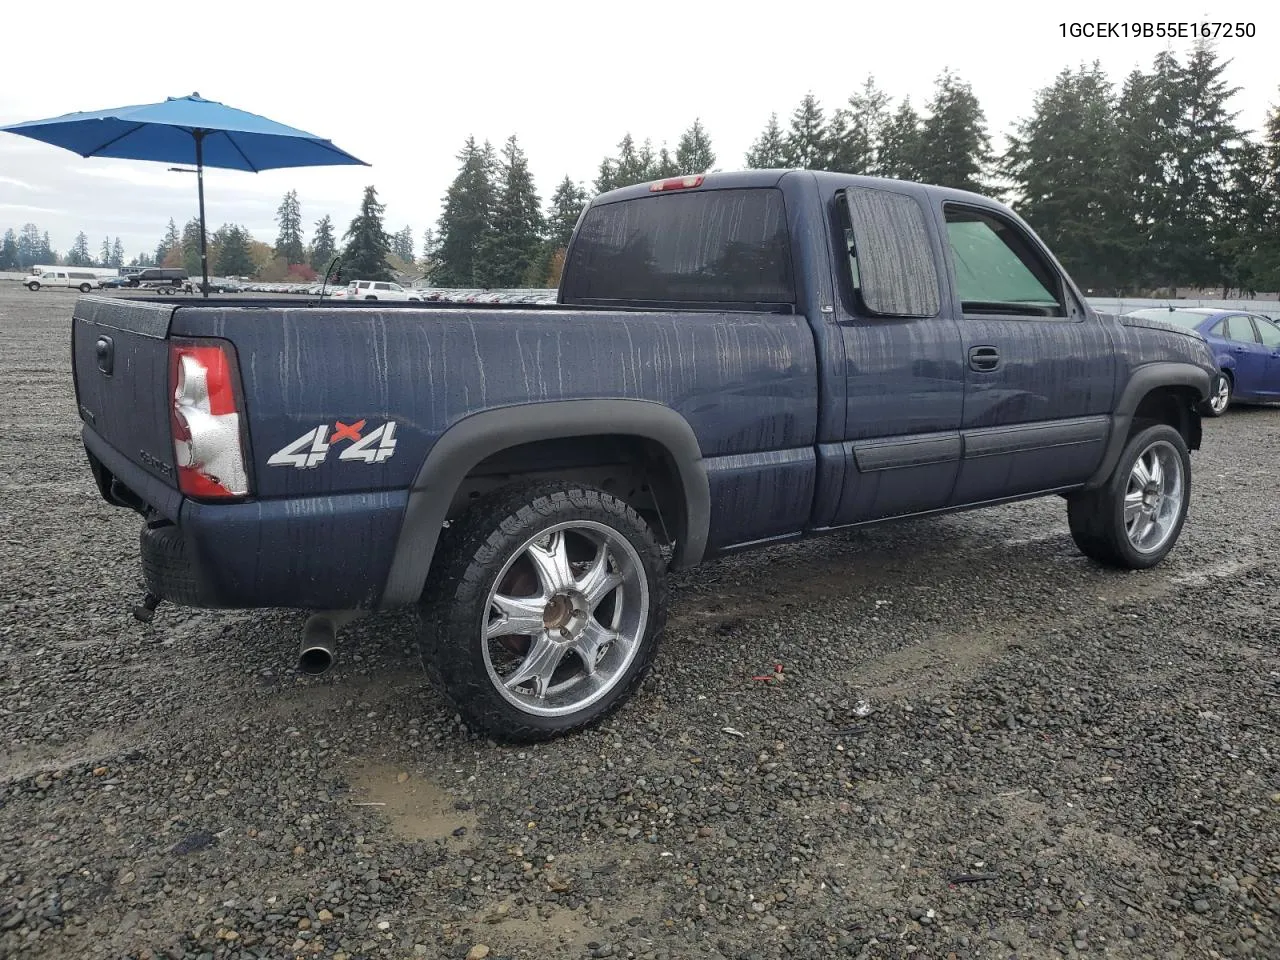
top-left (268, 420), bottom-right (397, 469)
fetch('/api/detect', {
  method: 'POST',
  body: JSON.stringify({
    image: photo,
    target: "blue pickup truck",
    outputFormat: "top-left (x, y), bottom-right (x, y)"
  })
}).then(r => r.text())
top-left (72, 170), bottom-right (1218, 740)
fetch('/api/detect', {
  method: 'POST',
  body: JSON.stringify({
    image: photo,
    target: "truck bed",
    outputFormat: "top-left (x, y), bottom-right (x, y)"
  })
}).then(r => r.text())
top-left (72, 294), bottom-right (820, 609)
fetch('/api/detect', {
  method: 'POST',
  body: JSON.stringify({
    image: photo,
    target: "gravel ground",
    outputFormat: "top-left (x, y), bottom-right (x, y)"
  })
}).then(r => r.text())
top-left (1, 284), bottom-right (1277, 960)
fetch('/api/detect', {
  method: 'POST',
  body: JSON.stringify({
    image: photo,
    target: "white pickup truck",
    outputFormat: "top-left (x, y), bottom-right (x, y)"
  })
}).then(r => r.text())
top-left (346, 279), bottom-right (423, 301)
top-left (25, 269), bottom-right (103, 292)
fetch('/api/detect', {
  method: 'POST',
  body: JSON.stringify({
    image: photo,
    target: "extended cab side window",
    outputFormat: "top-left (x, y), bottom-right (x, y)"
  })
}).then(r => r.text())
top-left (943, 206), bottom-right (1068, 319)
top-left (837, 187), bottom-right (940, 318)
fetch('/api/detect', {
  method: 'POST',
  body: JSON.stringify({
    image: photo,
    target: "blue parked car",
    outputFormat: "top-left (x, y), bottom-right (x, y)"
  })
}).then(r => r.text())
top-left (1126, 308), bottom-right (1280, 417)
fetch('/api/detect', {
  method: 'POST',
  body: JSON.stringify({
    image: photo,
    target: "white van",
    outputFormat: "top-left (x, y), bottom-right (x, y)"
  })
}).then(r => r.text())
top-left (25, 270), bottom-right (103, 292)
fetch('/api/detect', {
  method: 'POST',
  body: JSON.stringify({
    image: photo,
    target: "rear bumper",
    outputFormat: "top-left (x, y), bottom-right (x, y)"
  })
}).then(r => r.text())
top-left (85, 426), bottom-right (409, 610)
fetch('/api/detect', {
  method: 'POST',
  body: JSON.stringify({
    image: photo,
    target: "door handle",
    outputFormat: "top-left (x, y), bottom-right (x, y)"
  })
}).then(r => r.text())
top-left (969, 346), bottom-right (1000, 371)
top-left (1232, 346), bottom-right (1246, 353)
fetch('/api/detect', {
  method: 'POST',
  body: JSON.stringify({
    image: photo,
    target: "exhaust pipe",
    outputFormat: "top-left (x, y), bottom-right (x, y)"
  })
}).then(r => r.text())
top-left (296, 610), bottom-right (364, 676)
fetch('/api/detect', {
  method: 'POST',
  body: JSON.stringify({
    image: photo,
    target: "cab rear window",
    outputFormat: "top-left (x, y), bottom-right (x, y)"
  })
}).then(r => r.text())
top-left (562, 188), bottom-right (795, 306)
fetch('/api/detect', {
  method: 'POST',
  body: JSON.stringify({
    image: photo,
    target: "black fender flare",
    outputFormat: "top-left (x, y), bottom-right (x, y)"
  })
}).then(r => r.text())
top-left (1083, 362), bottom-right (1212, 489)
top-left (379, 399), bottom-right (710, 607)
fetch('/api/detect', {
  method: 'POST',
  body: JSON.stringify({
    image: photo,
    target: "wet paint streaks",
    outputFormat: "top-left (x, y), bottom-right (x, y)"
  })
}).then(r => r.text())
top-left (171, 306), bottom-right (820, 502)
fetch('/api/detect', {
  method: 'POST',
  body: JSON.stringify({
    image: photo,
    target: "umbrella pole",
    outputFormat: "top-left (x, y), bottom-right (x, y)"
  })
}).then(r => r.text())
top-left (195, 131), bottom-right (210, 298)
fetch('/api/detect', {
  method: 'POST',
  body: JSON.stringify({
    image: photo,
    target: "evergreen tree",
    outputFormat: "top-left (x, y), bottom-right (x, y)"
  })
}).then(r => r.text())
top-left (546, 177), bottom-right (588, 248)
top-left (916, 69), bottom-right (991, 192)
top-left (783, 93), bottom-right (828, 168)
top-left (68, 232), bottom-right (92, 267)
top-left (342, 185), bottom-right (394, 282)
top-left (827, 76), bottom-right (891, 175)
top-left (392, 225), bottom-right (416, 263)
top-left (0, 229), bottom-right (17, 271)
top-left (675, 118), bottom-right (716, 173)
top-left (877, 100), bottom-right (925, 181)
top-left (214, 225), bottom-right (256, 276)
top-left (274, 190), bottom-right (305, 265)
top-left (99, 237), bottom-right (111, 267)
top-left (310, 215), bottom-right (337, 273)
top-left (41, 232), bottom-right (54, 263)
top-left (1165, 41), bottom-right (1245, 291)
top-left (654, 146), bottom-right (679, 179)
top-left (434, 137), bottom-right (497, 287)
top-left (528, 176), bottom-right (588, 288)
top-left (1113, 55), bottom-right (1183, 291)
top-left (610, 133), bottom-right (657, 188)
top-left (17, 224), bottom-right (42, 269)
top-left (1003, 63), bottom-right (1125, 292)
top-left (110, 237), bottom-right (125, 269)
top-left (593, 156), bottom-right (618, 195)
top-left (475, 134), bottom-right (544, 288)
top-left (591, 133), bottom-right (659, 191)
top-left (745, 113), bottom-right (787, 168)
top-left (1254, 96), bottom-right (1280, 291)
top-left (180, 219), bottom-right (203, 276)
top-left (822, 108), bottom-right (859, 174)
top-left (1219, 139), bottom-right (1273, 294)
top-left (419, 227), bottom-right (440, 278)
top-left (156, 218), bottom-right (181, 264)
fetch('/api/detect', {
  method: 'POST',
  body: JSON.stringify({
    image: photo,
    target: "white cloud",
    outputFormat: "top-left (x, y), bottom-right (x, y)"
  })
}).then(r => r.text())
top-left (75, 165), bottom-right (191, 189)
top-left (0, 203), bottom-right (66, 216)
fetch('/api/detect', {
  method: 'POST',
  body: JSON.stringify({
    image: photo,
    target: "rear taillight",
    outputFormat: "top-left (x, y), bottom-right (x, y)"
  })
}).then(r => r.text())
top-left (649, 175), bottom-right (704, 192)
top-left (169, 341), bottom-right (250, 499)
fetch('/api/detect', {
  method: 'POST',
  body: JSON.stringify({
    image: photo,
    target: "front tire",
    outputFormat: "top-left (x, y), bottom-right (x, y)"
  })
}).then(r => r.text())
top-left (1067, 423), bottom-right (1191, 569)
top-left (26, 282), bottom-right (39, 291)
top-left (1200, 373), bottom-right (1231, 417)
top-left (420, 481), bottom-right (667, 742)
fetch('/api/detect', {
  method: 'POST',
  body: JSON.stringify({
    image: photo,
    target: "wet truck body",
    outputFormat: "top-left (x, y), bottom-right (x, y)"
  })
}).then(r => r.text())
top-left (71, 170), bottom-right (1218, 740)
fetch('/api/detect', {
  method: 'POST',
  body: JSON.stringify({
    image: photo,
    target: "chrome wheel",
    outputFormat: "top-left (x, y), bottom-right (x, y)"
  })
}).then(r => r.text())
top-left (482, 520), bottom-right (649, 718)
top-left (1123, 440), bottom-right (1184, 554)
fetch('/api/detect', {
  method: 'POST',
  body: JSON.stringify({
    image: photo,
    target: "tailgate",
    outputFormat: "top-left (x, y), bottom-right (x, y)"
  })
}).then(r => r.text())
top-left (72, 296), bottom-right (179, 490)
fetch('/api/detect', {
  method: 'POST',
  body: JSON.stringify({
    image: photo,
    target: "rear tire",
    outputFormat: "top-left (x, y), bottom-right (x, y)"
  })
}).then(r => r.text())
top-left (1067, 423), bottom-right (1191, 570)
top-left (419, 481), bottom-right (667, 742)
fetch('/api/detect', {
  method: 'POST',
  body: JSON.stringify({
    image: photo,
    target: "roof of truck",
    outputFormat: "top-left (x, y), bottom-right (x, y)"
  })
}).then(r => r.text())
top-left (591, 168), bottom-right (1002, 211)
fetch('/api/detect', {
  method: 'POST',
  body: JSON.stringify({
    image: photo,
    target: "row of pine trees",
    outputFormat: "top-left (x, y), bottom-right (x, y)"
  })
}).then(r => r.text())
top-left (423, 46), bottom-right (1280, 296)
top-left (5, 45), bottom-right (1278, 296)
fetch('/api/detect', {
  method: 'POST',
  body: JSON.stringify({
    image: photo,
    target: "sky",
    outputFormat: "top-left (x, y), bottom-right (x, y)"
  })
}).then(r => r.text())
top-left (0, 0), bottom-right (1276, 263)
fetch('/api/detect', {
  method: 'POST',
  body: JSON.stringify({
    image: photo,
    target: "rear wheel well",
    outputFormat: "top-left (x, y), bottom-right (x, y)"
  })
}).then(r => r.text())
top-left (446, 434), bottom-right (687, 552)
top-left (1131, 386), bottom-right (1202, 450)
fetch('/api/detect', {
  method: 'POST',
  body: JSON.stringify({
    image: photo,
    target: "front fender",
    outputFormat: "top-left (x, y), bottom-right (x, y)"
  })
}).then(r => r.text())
top-left (378, 399), bottom-right (711, 608)
top-left (1083, 361), bottom-right (1212, 489)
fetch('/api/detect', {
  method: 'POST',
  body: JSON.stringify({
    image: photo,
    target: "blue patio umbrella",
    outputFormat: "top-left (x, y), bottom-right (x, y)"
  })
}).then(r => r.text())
top-left (0, 92), bottom-right (368, 296)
